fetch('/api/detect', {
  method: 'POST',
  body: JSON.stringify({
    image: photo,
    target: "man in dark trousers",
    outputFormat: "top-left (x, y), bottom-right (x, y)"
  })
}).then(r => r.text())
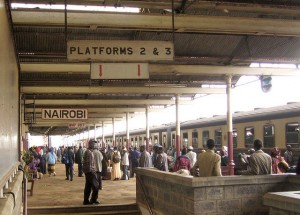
top-left (65, 147), bottom-right (75, 181)
top-left (82, 139), bottom-right (100, 205)
top-left (75, 145), bottom-right (84, 177)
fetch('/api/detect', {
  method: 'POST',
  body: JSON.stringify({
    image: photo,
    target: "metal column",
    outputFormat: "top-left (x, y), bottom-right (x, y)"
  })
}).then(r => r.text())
top-left (94, 124), bottom-right (96, 140)
top-left (126, 112), bottom-right (130, 150)
top-left (176, 94), bottom-right (181, 158)
top-left (226, 75), bottom-right (235, 175)
top-left (102, 121), bottom-right (105, 148)
top-left (112, 117), bottom-right (115, 147)
top-left (146, 105), bottom-right (150, 152)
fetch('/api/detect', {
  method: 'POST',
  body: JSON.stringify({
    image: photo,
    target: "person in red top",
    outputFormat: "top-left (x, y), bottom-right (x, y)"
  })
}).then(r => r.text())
top-left (173, 148), bottom-right (191, 172)
top-left (270, 147), bottom-right (289, 174)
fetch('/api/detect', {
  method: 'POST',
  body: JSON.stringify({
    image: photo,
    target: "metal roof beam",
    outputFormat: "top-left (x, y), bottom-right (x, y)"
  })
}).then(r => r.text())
top-left (32, 112), bottom-right (127, 118)
top-left (11, 10), bottom-right (300, 37)
top-left (24, 107), bottom-right (152, 113)
top-left (24, 99), bottom-right (188, 105)
top-left (20, 63), bottom-right (300, 76)
top-left (10, 1), bottom-right (300, 16)
top-left (22, 86), bottom-right (226, 94)
top-left (28, 119), bottom-right (122, 126)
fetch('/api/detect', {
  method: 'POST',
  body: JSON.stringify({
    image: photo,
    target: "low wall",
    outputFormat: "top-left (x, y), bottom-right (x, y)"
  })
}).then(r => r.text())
top-left (264, 191), bottom-right (300, 215)
top-left (136, 168), bottom-right (300, 215)
top-left (0, 170), bottom-right (24, 215)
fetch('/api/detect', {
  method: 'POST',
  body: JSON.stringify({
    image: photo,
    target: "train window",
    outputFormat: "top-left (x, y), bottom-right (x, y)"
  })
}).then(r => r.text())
top-left (233, 128), bottom-right (237, 148)
top-left (202, 130), bottom-right (209, 147)
top-left (172, 134), bottom-right (175, 147)
top-left (163, 135), bottom-right (166, 145)
top-left (263, 125), bottom-right (275, 148)
top-left (214, 129), bottom-right (222, 147)
top-left (192, 131), bottom-right (198, 149)
top-left (245, 127), bottom-right (254, 148)
top-left (182, 132), bottom-right (188, 147)
top-left (154, 135), bottom-right (158, 144)
top-left (286, 123), bottom-right (299, 148)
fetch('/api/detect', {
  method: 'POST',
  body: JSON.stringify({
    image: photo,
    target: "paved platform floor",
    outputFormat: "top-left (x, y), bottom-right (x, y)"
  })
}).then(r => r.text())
top-left (27, 163), bottom-right (136, 207)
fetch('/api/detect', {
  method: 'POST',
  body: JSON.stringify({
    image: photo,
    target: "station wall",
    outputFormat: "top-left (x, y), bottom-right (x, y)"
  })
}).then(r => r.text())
top-left (0, 0), bottom-right (19, 180)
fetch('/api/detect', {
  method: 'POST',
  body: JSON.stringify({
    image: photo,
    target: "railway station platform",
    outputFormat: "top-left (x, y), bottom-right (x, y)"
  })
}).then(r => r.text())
top-left (27, 163), bottom-right (138, 214)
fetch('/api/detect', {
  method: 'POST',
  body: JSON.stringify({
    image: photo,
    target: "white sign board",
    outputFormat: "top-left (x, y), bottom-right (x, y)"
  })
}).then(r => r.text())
top-left (67, 40), bottom-right (174, 61)
top-left (91, 63), bottom-right (149, 79)
top-left (42, 109), bottom-right (88, 120)
top-left (68, 123), bottom-right (86, 128)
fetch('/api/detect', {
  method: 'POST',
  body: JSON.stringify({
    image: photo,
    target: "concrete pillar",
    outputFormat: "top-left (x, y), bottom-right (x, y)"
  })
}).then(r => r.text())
top-left (146, 105), bottom-right (150, 152)
top-left (112, 118), bottom-right (115, 147)
top-left (126, 112), bottom-right (130, 150)
top-left (176, 94), bottom-right (181, 158)
top-left (226, 75), bottom-right (235, 175)
top-left (102, 121), bottom-right (105, 147)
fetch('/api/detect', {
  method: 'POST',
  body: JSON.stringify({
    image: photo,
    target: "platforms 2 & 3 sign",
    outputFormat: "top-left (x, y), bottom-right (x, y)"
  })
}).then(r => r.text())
top-left (42, 109), bottom-right (88, 120)
top-left (67, 40), bottom-right (174, 62)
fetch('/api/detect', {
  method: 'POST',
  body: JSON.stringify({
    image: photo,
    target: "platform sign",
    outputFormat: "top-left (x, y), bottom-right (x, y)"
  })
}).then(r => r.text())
top-left (68, 123), bottom-right (85, 128)
top-left (91, 63), bottom-right (149, 79)
top-left (42, 109), bottom-right (88, 120)
top-left (67, 40), bottom-right (174, 62)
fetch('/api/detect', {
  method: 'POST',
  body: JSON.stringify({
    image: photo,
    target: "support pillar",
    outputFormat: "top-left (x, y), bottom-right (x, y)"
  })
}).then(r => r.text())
top-left (226, 75), bottom-right (235, 175)
top-left (176, 94), bottom-right (181, 158)
top-left (94, 124), bottom-right (96, 140)
top-left (126, 112), bottom-right (130, 150)
top-left (146, 105), bottom-right (150, 152)
top-left (102, 121), bottom-right (105, 148)
top-left (112, 118), bottom-right (115, 147)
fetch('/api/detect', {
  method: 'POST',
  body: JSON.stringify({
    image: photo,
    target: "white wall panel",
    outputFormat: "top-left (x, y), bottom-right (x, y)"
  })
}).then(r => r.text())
top-left (0, 0), bottom-right (19, 179)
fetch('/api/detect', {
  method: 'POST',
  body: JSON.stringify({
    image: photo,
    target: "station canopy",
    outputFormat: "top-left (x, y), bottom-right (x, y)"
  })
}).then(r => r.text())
top-left (10, 0), bottom-right (300, 135)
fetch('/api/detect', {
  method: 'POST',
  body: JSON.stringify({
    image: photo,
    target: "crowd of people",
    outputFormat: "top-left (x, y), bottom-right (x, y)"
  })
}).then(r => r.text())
top-left (23, 138), bottom-right (300, 205)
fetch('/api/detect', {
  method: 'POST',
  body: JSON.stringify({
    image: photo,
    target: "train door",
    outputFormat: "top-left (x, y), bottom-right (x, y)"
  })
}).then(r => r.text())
top-left (182, 132), bottom-right (188, 148)
top-left (172, 133), bottom-right (175, 147)
top-left (233, 128), bottom-right (238, 148)
top-left (202, 130), bottom-right (209, 148)
top-left (192, 131), bottom-right (198, 149)
top-left (214, 129), bottom-right (222, 148)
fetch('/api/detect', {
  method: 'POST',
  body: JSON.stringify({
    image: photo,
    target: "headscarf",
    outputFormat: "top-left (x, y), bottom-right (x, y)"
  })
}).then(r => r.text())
top-left (271, 147), bottom-right (280, 157)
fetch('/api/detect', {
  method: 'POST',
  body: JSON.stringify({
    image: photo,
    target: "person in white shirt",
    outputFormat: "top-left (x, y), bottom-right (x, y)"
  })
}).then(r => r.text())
top-left (186, 146), bottom-right (197, 168)
top-left (121, 148), bottom-right (130, 180)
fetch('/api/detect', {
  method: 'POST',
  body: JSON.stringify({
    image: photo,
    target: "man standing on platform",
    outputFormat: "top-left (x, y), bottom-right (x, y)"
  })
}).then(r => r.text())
top-left (139, 144), bottom-right (152, 167)
top-left (186, 146), bottom-right (197, 168)
top-left (238, 139), bottom-right (272, 175)
top-left (284, 144), bottom-right (294, 166)
top-left (192, 139), bottom-right (221, 177)
top-left (75, 146), bottom-right (84, 177)
top-left (83, 139), bottom-right (100, 205)
top-left (93, 147), bottom-right (103, 190)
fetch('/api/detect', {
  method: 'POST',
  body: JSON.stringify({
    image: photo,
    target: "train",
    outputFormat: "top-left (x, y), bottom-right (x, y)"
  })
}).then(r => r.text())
top-left (103, 102), bottom-right (300, 163)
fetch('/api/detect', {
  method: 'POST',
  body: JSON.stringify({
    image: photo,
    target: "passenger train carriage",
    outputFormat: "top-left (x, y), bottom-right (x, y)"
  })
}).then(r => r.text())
top-left (104, 103), bottom-right (300, 164)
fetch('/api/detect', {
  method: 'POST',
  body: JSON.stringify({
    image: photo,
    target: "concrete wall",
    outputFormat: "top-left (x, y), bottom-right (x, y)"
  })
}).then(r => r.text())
top-left (0, 0), bottom-right (19, 178)
top-left (264, 191), bottom-right (300, 215)
top-left (0, 0), bottom-right (22, 214)
top-left (136, 168), bottom-right (300, 215)
top-left (0, 171), bottom-right (24, 215)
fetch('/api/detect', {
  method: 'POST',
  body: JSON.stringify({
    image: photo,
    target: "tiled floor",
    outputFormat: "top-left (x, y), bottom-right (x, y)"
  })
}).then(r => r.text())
top-left (27, 163), bottom-right (136, 207)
